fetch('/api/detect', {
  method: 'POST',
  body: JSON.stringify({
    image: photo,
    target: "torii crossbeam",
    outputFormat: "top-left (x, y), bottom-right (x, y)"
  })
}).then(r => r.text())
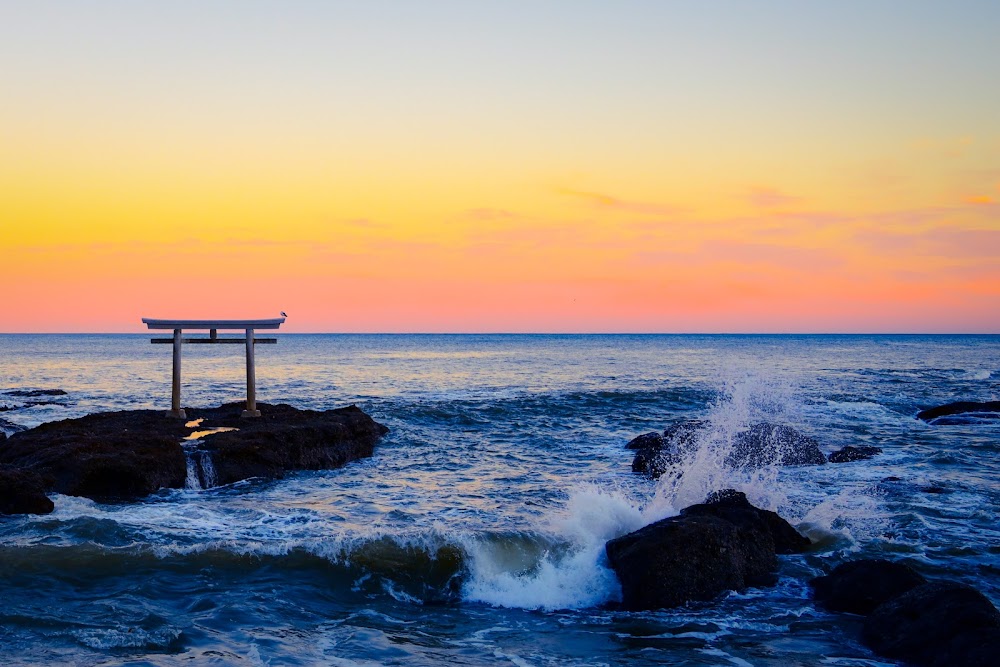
top-left (141, 317), bottom-right (286, 418)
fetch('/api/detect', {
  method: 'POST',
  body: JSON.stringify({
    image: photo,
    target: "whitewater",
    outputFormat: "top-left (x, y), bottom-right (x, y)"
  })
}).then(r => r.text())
top-left (1, 333), bottom-right (998, 665)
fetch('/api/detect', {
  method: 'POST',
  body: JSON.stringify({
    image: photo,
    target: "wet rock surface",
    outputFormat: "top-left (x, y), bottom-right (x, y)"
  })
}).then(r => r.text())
top-left (811, 559), bottom-right (1000, 667)
top-left (811, 559), bottom-right (926, 614)
top-left (682, 489), bottom-right (811, 554)
top-left (629, 420), bottom-right (826, 478)
top-left (3, 389), bottom-right (68, 398)
top-left (827, 445), bottom-right (882, 463)
top-left (605, 490), bottom-right (809, 611)
top-left (863, 581), bottom-right (1000, 667)
top-left (917, 400), bottom-right (1000, 423)
top-left (193, 402), bottom-right (390, 486)
top-left (0, 465), bottom-right (54, 515)
top-left (0, 402), bottom-right (388, 509)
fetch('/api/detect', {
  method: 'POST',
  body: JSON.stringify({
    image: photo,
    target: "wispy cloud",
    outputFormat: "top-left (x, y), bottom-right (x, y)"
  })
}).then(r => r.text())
top-left (701, 240), bottom-right (845, 270)
top-left (967, 195), bottom-right (996, 205)
top-left (339, 218), bottom-right (389, 229)
top-left (463, 208), bottom-right (518, 221)
top-left (744, 187), bottom-right (801, 208)
top-left (556, 188), bottom-right (685, 217)
top-left (857, 226), bottom-right (1000, 260)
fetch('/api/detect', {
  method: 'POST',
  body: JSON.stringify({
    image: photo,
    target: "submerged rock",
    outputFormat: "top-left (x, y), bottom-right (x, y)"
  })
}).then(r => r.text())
top-left (0, 402), bottom-right (388, 507)
top-left (863, 581), bottom-right (1000, 667)
top-left (827, 445), bottom-right (882, 463)
top-left (605, 490), bottom-right (809, 611)
top-left (811, 559), bottom-right (926, 614)
top-left (0, 465), bottom-right (54, 515)
top-left (629, 420), bottom-right (826, 478)
top-left (2, 389), bottom-right (68, 398)
top-left (917, 401), bottom-right (1000, 423)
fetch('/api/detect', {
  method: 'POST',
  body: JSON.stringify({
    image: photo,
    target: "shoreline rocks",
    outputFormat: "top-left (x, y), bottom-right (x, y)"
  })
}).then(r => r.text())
top-left (0, 465), bottom-right (55, 515)
top-left (194, 402), bottom-right (390, 486)
top-left (827, 445), bottom-right (882, 463)
top-left (917, 401), bottom-right (1000, 423)
top-left (811, 559), bottom-right (926, 614)
top-left (605, 490), bottom-right (810, 611)
top-left (3, 389), bottom-right (68, 398)
top-left (628, 421), bottom-right (827, 478)
top-left (811, 559), bottom-right (1000, 667)
top-left (864, 581), bottom-right (1000, 667)
top-left (0, 402), bottom-right (388, 512)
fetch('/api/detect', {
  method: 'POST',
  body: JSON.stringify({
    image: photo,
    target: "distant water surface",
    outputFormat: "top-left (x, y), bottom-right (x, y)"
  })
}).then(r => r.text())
top-left (1, 334), bottom-right (999, 665)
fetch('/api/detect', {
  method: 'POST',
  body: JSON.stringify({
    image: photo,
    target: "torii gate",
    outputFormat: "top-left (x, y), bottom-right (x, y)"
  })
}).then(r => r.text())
top-left (141, 317), bottom-right (286, 418)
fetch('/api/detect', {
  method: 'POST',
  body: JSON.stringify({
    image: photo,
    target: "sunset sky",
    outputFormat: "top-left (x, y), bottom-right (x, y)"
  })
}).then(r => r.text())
top-left (2, 1), bottom-right (999, 332)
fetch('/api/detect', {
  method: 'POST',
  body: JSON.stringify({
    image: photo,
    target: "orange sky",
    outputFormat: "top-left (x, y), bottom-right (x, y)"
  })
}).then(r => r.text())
top-left (2, 2), bottom-right (999, 332)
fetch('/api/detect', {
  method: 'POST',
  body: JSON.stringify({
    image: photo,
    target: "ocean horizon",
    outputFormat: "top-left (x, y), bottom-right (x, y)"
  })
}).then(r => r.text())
top-left (2, 333), bottom-right (998, 665)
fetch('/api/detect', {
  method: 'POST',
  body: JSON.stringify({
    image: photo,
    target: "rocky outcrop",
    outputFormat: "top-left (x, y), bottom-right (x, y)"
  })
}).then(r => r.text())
top-left (864, 582), bottom-right (1000, 667)
top-left (605, 490), bottom-right (809, 611)
top-left (730, 423), bottom-right (827, 467)
top-left (0, 402), bottom-right (388, 508)
top-left (0, 410), bottom-right (190, 500)
top-left (811, 559), bottom-right (926, 614)
top-left (629, 421), bottom-right (826, 478)
top-left (681, 489), bottom-right (811, 554)
top-left (0, 465), bottom-right (54, 515)
top-left (917, 401), bottom-right (1000, 423)
top-left (811, 559), bottom-right (1000, 667)
top-left (628, 421), bottom-right (704, 476)
top-left (827, 445), bottom-right (882, 463)
top-left (2, 389), bottom-right (68, 398)
top-left (195, 402), bottom-right (389, 485)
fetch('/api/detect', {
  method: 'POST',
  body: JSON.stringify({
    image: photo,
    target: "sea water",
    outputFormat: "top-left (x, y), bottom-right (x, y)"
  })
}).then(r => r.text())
top-left (0, 334), bottom-right (998, 665)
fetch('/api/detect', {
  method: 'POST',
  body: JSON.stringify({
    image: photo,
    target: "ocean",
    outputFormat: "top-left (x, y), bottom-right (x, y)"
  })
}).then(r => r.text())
top-left (1, 334), bottom-right (998, 666)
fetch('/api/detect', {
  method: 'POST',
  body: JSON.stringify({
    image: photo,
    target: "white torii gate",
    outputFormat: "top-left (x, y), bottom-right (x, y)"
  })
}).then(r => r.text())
top-left (141, 317), bottom-right (286, 418)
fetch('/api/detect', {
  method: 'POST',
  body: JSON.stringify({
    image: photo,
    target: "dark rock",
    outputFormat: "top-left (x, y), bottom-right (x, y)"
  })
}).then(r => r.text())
top-left (917, 401), bottom-right (1000, 422)
top-left (863, 581), bottom-right (1000, 667)
top-left (195, 402), bottom-right (390, 485)
top-left (625, 431), bottom-right (664, 450)
top-left (0, 402), bottom-right (388, 505)
top-left (3, 389), bottom-right (68, 398)
top-left (682, 489), bottom-right (811, 554)
top-left (828, 445), bottom-right (882, 463)
top-left (629, 420), bottom-right (825, 478)
top-left (605, 489), bottom-right (809, 610)
top-left (630, 421), bottom-right (704, 476)
top-left (0, 410), bottom-right (188, 500)
top-left (0, 465), bottom-right (54, 515)
top-left (810, 559), bottom-right (926, 615)
top-left (727, 423), bottom-right (827, 468)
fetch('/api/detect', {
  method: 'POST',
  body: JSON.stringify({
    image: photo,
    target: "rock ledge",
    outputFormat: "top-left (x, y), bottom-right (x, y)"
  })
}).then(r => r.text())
top-left (0, 402), bottom-right (388, 513)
